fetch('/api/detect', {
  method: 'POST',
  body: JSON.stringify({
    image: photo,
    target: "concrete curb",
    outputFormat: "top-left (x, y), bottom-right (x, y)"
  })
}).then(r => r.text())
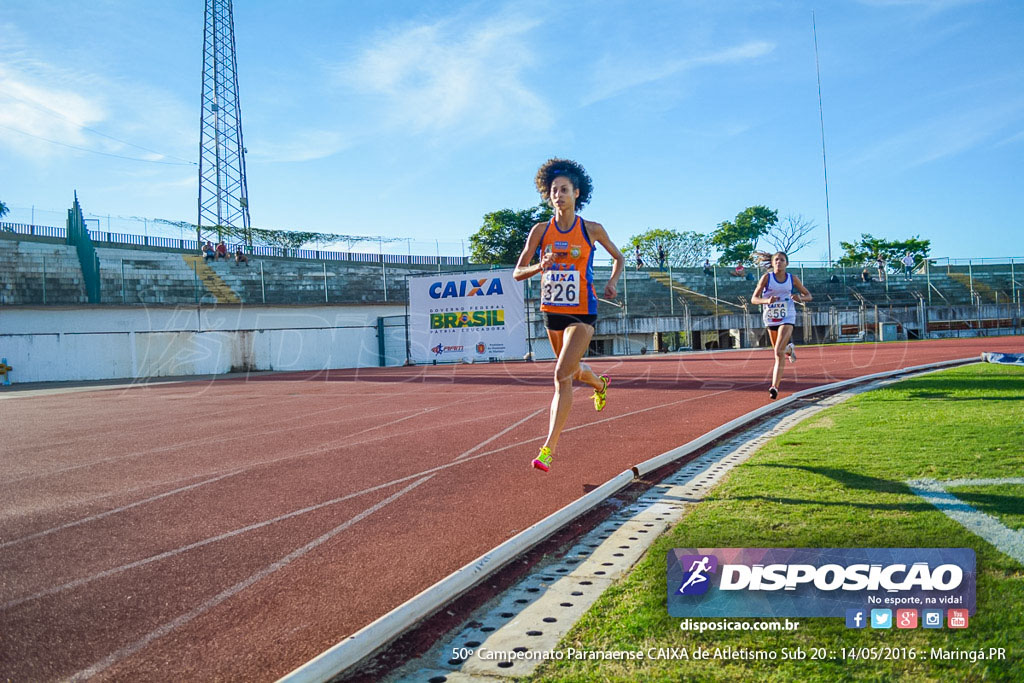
top-left (277, 356), bottom-right (976, 683)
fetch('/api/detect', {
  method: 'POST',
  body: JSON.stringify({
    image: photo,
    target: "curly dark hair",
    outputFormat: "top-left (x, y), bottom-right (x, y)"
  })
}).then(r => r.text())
top-left (534, 157), bottom-right (593, 210)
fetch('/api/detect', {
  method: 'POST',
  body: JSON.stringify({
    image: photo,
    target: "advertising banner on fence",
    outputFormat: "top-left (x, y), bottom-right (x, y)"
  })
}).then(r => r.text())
top-left (408, 269), bottom-right (528, 364)
top-left (668, 548), bottom-right (976, 618)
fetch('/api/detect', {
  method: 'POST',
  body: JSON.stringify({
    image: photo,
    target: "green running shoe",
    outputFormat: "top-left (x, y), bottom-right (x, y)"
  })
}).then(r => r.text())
top-left (532, 446), bottom-right (553, 472)
top-left (592, 375), bottom-right (610, 412)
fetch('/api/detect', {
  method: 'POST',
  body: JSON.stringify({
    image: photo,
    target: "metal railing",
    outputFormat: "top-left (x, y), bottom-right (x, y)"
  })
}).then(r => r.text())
top-left (1, 221), bottom-right (466, 267)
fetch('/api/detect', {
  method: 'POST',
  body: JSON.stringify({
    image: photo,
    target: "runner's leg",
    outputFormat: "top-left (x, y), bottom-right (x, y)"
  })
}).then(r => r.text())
top-left (772, 324), bottom-right (794, 390)
top-left (542, 323), bottom-right (595, 453)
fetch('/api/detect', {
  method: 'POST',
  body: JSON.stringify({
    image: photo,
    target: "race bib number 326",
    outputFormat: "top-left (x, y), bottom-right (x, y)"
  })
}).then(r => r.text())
top-left (541, 270), bottom-right (581, 307)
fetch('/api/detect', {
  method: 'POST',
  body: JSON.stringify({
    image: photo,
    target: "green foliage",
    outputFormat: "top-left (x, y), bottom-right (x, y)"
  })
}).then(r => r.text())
top-left (837, 234), bottom-right (931, 269)
top-left (711, 205), bottom-right (777, 265)
top-left (626, 228), bottom-right (712, 268)
top-left (468, 204), bottom-right (553, 265)
top-left (0, 200), bottom-right (8, 219)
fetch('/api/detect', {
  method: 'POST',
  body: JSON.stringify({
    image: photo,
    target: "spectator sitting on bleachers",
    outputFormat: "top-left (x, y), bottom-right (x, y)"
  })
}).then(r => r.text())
top-left (215, 241), bottom-right (228, 261)
top-left (234, 247), bottom-right (249, 265)
top-left (860, 268), bottom-right (873, 283)
top-left (729, 262), bottom-right (746, 278)
top-left (202, 241), bottom-right (215, 262)
top-left (702, 258), bottom-right (713, 276)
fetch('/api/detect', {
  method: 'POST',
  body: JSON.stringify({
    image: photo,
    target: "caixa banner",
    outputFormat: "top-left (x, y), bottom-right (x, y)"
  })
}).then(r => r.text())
top-left (407, 269), bottom-right (528, 364)
top-left (667, 548), bottom-right (975, 617)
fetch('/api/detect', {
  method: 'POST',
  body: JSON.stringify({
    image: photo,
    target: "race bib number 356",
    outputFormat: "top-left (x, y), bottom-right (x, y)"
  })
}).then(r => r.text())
top-left (765, 301), bottom-right (788, 322)
top-left (541, 270), bottom-right (581, 307)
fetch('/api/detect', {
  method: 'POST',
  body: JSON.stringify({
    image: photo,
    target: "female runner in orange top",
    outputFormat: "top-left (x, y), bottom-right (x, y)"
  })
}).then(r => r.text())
top-left (513, 158), bottom-right (625, 472)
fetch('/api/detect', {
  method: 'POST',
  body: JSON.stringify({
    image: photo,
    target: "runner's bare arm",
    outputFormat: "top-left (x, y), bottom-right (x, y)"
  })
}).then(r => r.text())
top-left (792, 275), bottom-right (813, 302)
top-left (750, 273), bottom-right (773, 304)
top-left (513, 222), bottom-right (554, 281)
top-left (586, 221), bottom-right (625, 299)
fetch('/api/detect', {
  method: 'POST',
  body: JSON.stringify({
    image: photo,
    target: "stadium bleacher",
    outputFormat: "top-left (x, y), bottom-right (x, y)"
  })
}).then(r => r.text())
top-left (2, 231), bottom-right (1020, 319)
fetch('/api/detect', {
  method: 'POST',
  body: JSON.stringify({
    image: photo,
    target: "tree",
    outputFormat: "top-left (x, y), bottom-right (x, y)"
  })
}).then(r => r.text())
top-left (711, 205), bottom-right (777, 266)
top-left (626, 228), bottom-right (711, 268)
top-left (764, 214), bottom-right (816, 257)
top-left (837, 234), bottom-right (931, 270)
top-left (468, 204), bottom-right (553, 265)
top-left (0, 200), bottom-right (8, 219)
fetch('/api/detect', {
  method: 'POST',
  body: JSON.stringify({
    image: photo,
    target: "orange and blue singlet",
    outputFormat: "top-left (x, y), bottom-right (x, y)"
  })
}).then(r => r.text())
top-left (537, 216), bottom-right (597, 316)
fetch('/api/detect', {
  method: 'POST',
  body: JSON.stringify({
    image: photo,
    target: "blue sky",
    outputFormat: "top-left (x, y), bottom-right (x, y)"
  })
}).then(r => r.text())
top-left (1, 0), bottom-right (1021, 261)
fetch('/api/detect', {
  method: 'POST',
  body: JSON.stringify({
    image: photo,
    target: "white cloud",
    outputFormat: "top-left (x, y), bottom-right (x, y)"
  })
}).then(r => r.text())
top-left (851, 99), bottom-right (1024, 168)
top-left (0, 62), bottom-right (108, 160)
top-left (855, 0), bottom-right (985, 14)
top-left (994, 129), bottom-right (1024, 147)
top-left (582, 41), bottom-right (775, 106)
top-left (331, 12), bottom-right (551, 139)
top-left (248, 129), bottom-right (352, 164)
top-left (0, 53), bottom-right (193, 166)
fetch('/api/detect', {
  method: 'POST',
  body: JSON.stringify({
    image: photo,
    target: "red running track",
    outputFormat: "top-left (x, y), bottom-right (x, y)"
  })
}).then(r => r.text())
top-left (1, 337), bottom-right (1021, 681)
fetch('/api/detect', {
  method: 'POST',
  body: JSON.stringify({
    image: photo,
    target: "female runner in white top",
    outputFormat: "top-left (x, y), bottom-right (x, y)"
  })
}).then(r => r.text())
top-left (750, 251), bottom-right (812, 399)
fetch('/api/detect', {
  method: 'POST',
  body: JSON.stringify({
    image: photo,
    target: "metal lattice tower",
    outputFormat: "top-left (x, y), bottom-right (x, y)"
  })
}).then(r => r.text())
top-left (197, 0), bottom-right (251, 245)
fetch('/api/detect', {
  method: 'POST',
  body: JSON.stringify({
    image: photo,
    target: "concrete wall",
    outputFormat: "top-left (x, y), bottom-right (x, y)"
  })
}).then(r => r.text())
top-left (0, 304), bottom-right (406, 383)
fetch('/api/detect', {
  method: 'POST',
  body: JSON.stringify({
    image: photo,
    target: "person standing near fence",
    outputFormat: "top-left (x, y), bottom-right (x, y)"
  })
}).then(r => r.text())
top-left (750, 251), bottom-right (812, 400)
top-left (901, 251), bottom-right (915, 281)
top-left (513, 158), bottom-right (625, 473)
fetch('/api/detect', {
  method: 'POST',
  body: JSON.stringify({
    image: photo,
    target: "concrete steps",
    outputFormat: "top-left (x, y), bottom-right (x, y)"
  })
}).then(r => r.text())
top-left (0, 238), bottom-right (87, 304)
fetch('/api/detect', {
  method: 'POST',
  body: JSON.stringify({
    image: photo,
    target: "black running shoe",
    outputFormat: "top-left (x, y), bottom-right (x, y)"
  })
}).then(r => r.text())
top-left (769, 387), bottom-right (779, 400)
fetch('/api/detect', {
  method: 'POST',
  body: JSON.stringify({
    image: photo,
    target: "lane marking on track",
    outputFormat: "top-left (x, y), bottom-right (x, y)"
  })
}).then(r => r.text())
top-left (2, 477), bottom-right (429, 611)
top-left (4, 369), bottom-right (518, 490)
top-left (65, 475), bottom-right (435, 683)
top-left (454, 407), bottom-right (547, 462)
top-left (0, 470), bottom-right (244, 549)
top-left (0, 391), bottom-right (429, 486)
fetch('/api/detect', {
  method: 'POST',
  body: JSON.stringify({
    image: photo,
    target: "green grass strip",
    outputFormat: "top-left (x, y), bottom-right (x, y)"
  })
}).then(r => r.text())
top-left (533, 363), bottom-right (1024, 682)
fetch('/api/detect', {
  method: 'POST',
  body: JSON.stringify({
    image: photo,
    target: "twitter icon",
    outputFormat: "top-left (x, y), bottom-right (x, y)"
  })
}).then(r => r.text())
top-left (870, 609), bottom-right (892, 629)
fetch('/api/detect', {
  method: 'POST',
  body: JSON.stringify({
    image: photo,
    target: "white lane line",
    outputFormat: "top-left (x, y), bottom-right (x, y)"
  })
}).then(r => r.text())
top-left (450, 359), bottom-right (626, 463)
top-left (5, 380), bottom-right (498, 488)
top-left (908, 478), bottom-right (1024, 566)
top-left (345, 407), bottom-right (441, 439)
top-left (0, 395), bottom-right (425, 486)
top-left (65, 475), bottom-right (435, 683)
top-left (0, 470), bottom-right (244, 549)
top-left (454, 407), bottom-right (547, 461)
top-left (3, 476), bottom-right (428, 611)
top-left (940, 478), bottom-right (1024, 488)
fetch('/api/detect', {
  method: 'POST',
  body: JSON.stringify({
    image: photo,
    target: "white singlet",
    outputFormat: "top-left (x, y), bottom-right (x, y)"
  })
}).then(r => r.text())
top-left (761, 272), bottom-right (796, 327)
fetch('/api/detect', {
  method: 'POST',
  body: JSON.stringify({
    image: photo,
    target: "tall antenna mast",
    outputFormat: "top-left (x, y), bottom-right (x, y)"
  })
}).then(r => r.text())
top-left (812, 10), bottom-right (832, 266)
top-left (198, 0), bottom-right (251, 245)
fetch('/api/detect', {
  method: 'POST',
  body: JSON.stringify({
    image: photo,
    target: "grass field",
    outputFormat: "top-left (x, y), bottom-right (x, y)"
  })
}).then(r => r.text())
top-left (533, 362), bottom-right (1024, 682)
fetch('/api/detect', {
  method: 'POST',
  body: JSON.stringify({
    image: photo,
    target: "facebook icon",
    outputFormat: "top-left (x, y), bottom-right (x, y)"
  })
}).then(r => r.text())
top-left (846, 609), bottom-right (867, 629)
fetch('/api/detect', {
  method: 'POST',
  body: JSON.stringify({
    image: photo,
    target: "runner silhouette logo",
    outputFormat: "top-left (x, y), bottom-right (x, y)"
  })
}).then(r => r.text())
top-left (677, 555), bottom-right (718, 595)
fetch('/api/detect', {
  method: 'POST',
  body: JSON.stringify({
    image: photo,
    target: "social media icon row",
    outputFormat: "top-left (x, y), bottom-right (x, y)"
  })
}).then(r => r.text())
top-left (845, 608), bottom-right (968, 629)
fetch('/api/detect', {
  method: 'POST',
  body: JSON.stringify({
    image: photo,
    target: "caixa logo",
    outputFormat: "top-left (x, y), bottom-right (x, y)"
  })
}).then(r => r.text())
top-left (677, 554), bottom-right (718, 595)
top-left (429, 278), bottom-right (504, 299)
